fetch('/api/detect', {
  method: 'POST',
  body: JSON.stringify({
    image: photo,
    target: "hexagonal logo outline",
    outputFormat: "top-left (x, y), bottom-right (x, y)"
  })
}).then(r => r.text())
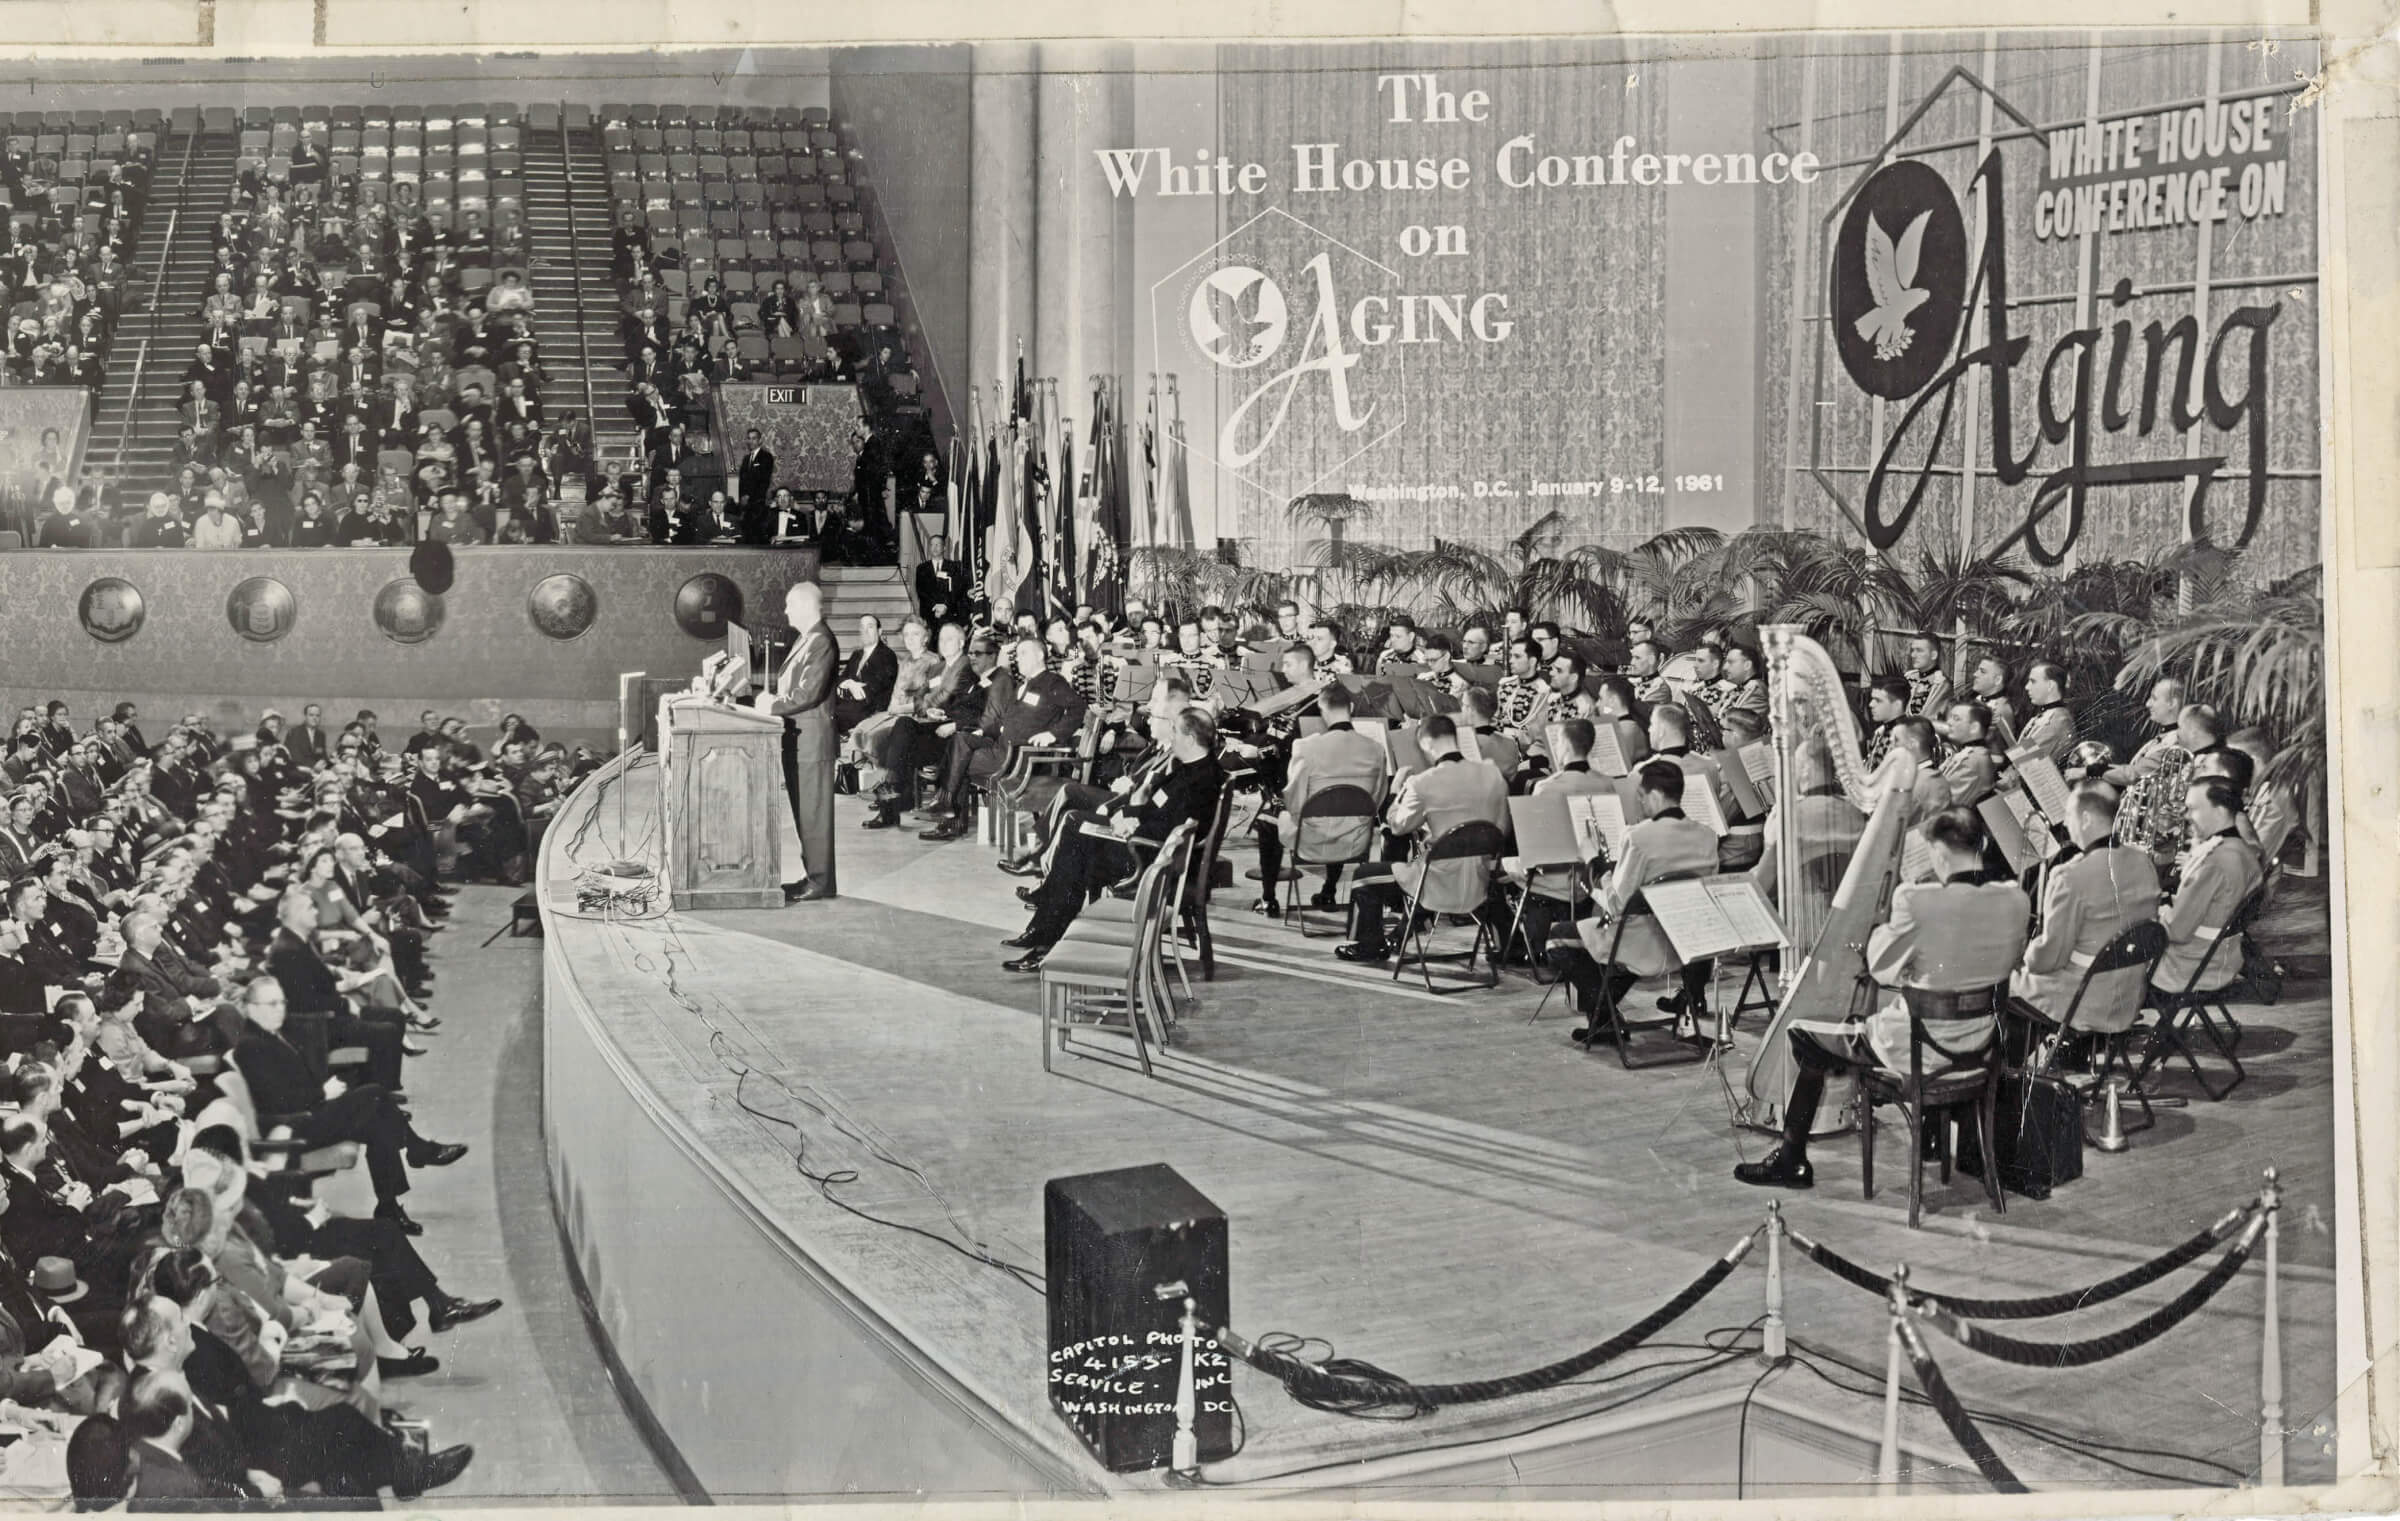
top-left (1149, 205), bottom-right (1411, 508)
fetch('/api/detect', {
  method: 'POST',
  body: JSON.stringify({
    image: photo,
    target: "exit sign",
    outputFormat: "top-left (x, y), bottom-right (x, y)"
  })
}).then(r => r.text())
top-left (765, 386), bottom-right (815, 405)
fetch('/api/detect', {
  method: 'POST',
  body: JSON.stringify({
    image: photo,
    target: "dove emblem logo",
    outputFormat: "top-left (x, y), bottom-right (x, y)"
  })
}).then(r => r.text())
top-left (1856, 210), bottom-right (1932, 361)
top-left (1832, 160), bottom-right (1968, 401)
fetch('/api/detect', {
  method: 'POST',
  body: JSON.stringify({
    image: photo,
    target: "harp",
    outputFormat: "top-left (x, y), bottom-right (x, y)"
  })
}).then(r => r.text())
top-left (1740, 626), bottom-right (1917, 1130)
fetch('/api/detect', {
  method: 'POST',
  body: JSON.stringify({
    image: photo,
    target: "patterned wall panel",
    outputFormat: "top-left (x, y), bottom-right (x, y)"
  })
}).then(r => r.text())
top-left (0, 547), bottom-right (820, 744)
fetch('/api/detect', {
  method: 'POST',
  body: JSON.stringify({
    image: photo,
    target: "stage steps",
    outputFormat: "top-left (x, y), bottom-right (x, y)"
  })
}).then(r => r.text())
top-left (520, 125), bottom-right (612, 462)
top-left (817, 564), bottom-right (914, 629)
top-left (551, 123), bottom-right (638, 473)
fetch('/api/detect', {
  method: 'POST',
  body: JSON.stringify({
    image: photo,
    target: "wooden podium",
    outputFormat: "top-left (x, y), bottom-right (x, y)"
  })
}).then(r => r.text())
top-left (656, 694), bottom-right (786, 911)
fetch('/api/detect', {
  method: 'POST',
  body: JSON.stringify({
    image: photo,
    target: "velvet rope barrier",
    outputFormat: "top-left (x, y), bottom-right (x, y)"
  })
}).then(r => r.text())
top-left (1212, 1227), bottom-right (1757, 1411)
top-left (1909, 1208), bottom-right (2269, 1370)
top-left (1890, 1295), bottom-right (2029, 1494)
top-left (1785, 1196), bottom-right (2259, 1320)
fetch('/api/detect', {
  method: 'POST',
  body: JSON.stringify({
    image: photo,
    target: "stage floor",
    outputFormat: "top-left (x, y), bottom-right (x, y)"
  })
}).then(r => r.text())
top-left (541, 757), bottom-right (2340, 1497)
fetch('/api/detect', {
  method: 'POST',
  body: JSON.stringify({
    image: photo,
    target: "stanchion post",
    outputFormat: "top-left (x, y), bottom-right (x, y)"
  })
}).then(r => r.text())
top-left (2260, 1166), bottom-right (2284, 1487)
top-left (1172, 1296), bottom-right (1200, 1475)
top-left (1878, 1264), bottom-right (1908, 1487)
top-left (1762, 1202), bottom-right (1787, 1364)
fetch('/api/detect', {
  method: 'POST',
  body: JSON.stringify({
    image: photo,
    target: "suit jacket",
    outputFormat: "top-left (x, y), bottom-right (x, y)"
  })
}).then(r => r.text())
top-left (837, 641), bottom-right (900, 720)
top-left (997, 670), bottom-right (1087, 751)
top-left (737, 446), bottom-right (777, 506)
top-left (2018, 844), bottom-right (2161, 1032)
top-left (1283, 723), bottom-right (1389, 868)
top-left (232, 1022), bottom-right (330, 1120)
top-left (0, 1161), bottom-right (87, 1269)
top-left (1469, 725), bottom-right (1523, 782)
top-left (130, 1438), bottom-right (248, 1508)
top-left (284, 722), bottom-right (330, 769)
top-left (2155, 830), bottom-right (2264, 994)
top-left (1387, 755), bottom-right (1509, 911)
top-left (266, 927), bottom-right (346, 1015)
top-left (1862, 874), bottom-right (2031, 1070)
top-left (0, 828), bottom-right (30, 880)
top-left (1525, 763), bottom-right (1615, 901)
top-left (1130, 754), bottom-right (1226, 848)
top-left (775, 620), bottom-right (842, 757)
top-left (1581, 810), bottom-right (1721, 977)
top-left (914, 558), bottom-right (971, 622)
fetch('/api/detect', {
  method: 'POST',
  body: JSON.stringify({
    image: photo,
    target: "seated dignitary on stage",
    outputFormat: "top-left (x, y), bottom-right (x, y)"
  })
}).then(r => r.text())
top-left (1550, 758), bottom-right (1722, 1042)
top-left (229, 976), bottom-right (465, 1236)
top-left (1334, 714), bottom-right (1508, 965)
top-left (2009, 783), bottom-right (2160, 1056)
top-left (1734, 806), bottom-right (2030, 1190)
top-left (1000, 674), bottom-right (1190, 877)
top-left (999, 708), bottom-right (1225, 973)
top-left (831, 614), bottom-right (901, 739)
top-left (864, 624), bottom-right (989, 828)
top-left (919, 636), bottom-right (1088, 842)
top-left (1250, 679), bottom-right (1389, 918)
top-left (2152, 775), bottom-right (2265, 996)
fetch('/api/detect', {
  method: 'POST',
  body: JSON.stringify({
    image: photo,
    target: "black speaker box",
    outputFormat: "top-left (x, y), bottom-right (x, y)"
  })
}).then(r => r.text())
top-left (1044, 1163), bottom-right (1233, 1472)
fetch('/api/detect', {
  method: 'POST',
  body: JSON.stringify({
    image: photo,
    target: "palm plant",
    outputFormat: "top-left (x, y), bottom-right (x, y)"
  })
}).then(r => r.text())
top-left (1864, 543), bottom-right (2035, 676)
top-left (1340, 510), bottom-right (1636, 640)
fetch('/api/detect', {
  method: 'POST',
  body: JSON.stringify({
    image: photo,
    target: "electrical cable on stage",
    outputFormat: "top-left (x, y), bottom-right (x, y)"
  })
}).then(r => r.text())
top-left (1891, 1292), bottom-right (2028, 1493)
top-left (1785, 1195), bottom-right (2260, 1320)
top-left (1212, 1227), bottom-right (1756, 1414)
top-left (1907, 1208), bottom-right (2268, 1370)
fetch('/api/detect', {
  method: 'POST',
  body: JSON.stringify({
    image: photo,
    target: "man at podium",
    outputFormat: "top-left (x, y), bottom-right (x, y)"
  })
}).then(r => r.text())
top-left (756, 582), bottom-right (841, 902)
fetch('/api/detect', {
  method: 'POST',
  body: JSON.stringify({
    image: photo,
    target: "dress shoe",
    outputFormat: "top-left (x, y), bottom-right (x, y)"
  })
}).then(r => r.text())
top-left (1000, 934), bottom-right (1040, 949)
top-left (1308, 891), bottom-right (1341, 911)
top-left (406, 1013), bottom-right (441, 1032)
top-left (377, 1348), bottom-right (440, 1378)
top-left (394, 1443), bottom-right (475, 1499)
top-left (862, 808), bottom-right (900, 829)
top-left (1570, 1023), bottom-right (1621, 1046)
top-left (1016, 885), bottom-right (1041, 906)
top-left (401, 1041), bottom-right (429, 1057)
top-left (408, 1142), bottom-right (469, 1168)
top-left (1333, 943), bottom-right (1387, 965)
top-left (788, 881), bottom-right (835, 902)
top-left (1002, 950), bottom-right (1046, 973)
top-left (1250, 896), bottom-right (1282, 919)
top-left (427, 1295), bottom-right (503, 1332)
top-left (997, 855), bottom-right (1044, 877)
top-left (919, 822), bottom-right (967, 842)
top-left (780, 880), bottom-right (812, 902)
top-left (1732, 1145), bottom-right (1816, 1190)
top-left (377, 1206), bottom-right (424, 1238)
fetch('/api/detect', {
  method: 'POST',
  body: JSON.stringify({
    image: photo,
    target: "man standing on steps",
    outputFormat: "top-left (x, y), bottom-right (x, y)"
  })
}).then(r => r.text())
top-left (758, 582), bottom-right (841, 902)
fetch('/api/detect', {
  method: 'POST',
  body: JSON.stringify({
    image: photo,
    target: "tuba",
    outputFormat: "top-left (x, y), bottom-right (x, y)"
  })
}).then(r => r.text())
top-left (2116, 740), bottom-right (2194, 856)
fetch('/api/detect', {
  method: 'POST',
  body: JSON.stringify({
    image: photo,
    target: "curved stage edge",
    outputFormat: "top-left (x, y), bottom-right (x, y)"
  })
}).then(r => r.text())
top-left (535, 751), bottom-right (2328, 1502)
top-left (538, 751), bottom-right (1106, 1502)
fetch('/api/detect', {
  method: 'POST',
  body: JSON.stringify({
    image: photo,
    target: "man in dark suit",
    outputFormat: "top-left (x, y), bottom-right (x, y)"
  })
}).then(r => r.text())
top-left (1735, 806), bottom-right (2030, 1190)
top-left (284, 703), bottom-right (331, 770)
top-left (736, 428), bottom-right (777, 539)
top-left (108, 908), bottom-right (235, 1072)
top-left (122, 1369), bottom-right (255, 1508)
top-left (832, 614), bottom-right (901, 738)
top-left (759, 582), bottom-right (841, 902)
top-left (230, 977), bottom-right (463, 1231)
top-left (920, 637), bottom-right (1088, 842)
top-left (1001, 708), bottom-right (1226, 972)
top-left (913, 532), bottom-right (974, 628)
top-left (263, 892), bottom-right (408, 1092)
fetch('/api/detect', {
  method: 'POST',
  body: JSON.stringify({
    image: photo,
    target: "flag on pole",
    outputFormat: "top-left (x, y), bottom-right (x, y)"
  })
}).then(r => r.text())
top-left (1139, 378), bottom-right (1160, 550)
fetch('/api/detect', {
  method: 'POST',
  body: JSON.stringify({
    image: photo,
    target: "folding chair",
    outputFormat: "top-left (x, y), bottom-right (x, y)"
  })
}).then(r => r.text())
top-left (1858, 984), bottom-right (2009, 1229)
top-left (1248, 782), bottom-right (1378, 937)
top-left (2005, 919), bottom-right (2169, 1138)
top-left (2131, 884), bottom-right (2264, 1101)
top-left (1584, 870), bottom-right (1712, 1060)
top-left (1387, 818), bottom-right (1506, 995)
top-left (1041, 822), bottom-right (1193, 1078)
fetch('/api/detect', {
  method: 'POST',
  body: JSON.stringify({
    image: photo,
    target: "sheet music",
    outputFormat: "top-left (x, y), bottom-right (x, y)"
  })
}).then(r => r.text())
top-left (1636, 878), bottom-right (1745, 960)
top-left (1679, 768), bottom-right (1730, 835)
top-left (1564, 792), bottom-right (1628, 862)
top-left (1587, 722), bottom-right (1630, 777)
top-left (1450, 726), bottom-right (1483, 765)
top-left (1507, 794), bottom-right (1582, 869)
top-left (2009, 748), bottom-right (2074, 819)
top-left (1740, 741), bottom-right (1777, 787)
top-left (1900, 827), bottom-right (1936, 883)
top-left (1544, 722), bottom-right (1568, 764)
top-left (1707, 878), bottom-right (1786, 950)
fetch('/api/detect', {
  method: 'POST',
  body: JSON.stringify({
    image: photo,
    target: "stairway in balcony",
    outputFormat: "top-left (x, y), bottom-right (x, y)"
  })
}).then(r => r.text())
top-left (85, 128), bottom-right (233, 498)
